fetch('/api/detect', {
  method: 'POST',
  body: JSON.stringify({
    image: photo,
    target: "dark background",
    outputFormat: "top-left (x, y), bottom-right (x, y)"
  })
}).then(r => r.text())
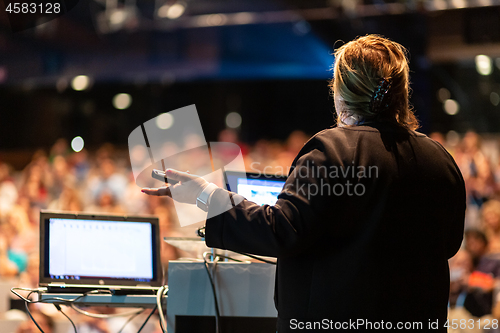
top-left (1, 0), bottom-right (499, 151)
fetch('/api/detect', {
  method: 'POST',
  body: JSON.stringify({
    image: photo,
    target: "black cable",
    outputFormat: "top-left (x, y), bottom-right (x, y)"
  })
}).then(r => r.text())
top-left (20, 290), bottom-right (111, 333)
top-left (16, 288), bottom-right (157, 333)
top-left (25, 301), bottom-right (45, 333)
top-left (54, 304), bottom-right (77, 333)
top-left (233, 251), bottom-right (277, 265)
top-left (18, 289), bottom-right (143, 333)
top-left (137, 305), bottom-right (157, 333)
top-left (204, 255), bottom-right (221, 333)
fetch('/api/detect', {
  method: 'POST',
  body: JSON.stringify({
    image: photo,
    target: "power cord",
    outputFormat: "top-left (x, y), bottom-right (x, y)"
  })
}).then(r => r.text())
top-left (203, 251), bottom-right (221, 333)
top-left (24, 299), bottom-right (46, 333)
top-left (54, 304), bottom-right (77, 333)
top-left (156, 285), bottom-right (168, 333)
top-left (11, 287), bottom-right (153, 333)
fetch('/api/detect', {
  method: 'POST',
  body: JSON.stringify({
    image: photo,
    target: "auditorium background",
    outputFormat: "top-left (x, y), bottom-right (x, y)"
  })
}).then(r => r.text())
top-left (2, 0), bottom-right (500, 332)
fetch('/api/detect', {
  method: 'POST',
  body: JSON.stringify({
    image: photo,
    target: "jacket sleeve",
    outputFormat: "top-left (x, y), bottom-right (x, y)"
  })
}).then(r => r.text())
top-left (205, 138), bottom-right (332, 258)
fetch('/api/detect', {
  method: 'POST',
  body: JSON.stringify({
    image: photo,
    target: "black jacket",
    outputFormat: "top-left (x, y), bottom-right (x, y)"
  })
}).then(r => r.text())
top-left (206, 122), bottom-right (465, 332)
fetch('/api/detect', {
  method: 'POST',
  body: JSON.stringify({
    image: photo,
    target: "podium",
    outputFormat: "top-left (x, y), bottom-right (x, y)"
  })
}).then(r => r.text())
top-left (166, 261), bottom-right (277, 333)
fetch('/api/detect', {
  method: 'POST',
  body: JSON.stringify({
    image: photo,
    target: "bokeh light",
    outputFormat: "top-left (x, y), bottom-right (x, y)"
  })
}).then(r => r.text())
top-left (113, 93), bottom-right (132, 110)
top-left (226, 112), bottom-right (242, 128)
top-left (71, 136), bottom-right (84, 152)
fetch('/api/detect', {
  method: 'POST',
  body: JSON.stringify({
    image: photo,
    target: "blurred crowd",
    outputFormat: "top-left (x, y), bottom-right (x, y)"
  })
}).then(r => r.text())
top-left (430, 131), bottom-right (500, 332)
top-left (2, 128), bottom-right (500, 332)
top-left (0, 129), bottom-right (309, 333)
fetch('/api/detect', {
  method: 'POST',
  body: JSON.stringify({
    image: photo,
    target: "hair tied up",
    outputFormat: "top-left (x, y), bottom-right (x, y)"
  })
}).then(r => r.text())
top-left (370, 78), bottom-right (392, 114)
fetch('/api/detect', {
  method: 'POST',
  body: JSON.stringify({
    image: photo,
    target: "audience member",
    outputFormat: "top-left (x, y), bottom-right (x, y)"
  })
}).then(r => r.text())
top-left (481, 200), bottom-right (500, 254)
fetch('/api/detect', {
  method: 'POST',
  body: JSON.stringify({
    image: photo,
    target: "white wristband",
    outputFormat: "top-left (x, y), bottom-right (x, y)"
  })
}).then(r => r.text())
top-left (196, 183), bottom-right (219, 212)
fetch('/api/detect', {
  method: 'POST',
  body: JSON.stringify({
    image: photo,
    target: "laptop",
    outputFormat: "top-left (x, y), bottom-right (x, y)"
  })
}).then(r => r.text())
top-left (224, 171), bottom-right (287, 206)
top-left (39, 211), bottom-right (163, 295)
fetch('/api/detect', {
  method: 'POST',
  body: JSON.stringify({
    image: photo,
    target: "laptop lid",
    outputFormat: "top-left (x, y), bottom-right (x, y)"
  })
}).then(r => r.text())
top-left (39, 211), bottom-right (163, 290)
top-left (224, 171), bottom-right (287, 206)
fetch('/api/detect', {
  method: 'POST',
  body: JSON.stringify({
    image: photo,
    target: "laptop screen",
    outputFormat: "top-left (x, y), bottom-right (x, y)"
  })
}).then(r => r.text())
top-left (40, 211), bottom-right (162, 289)
top-left (225, 171), bottom-right (287, 206)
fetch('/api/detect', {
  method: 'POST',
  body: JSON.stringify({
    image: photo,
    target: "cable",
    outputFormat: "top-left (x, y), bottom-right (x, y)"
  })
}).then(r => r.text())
top-left (233, 251), bottom-right (277, 265)
top-left (11, 287), bottom-right (47, 303)
top-left (156, 285), bottom-right (168, 332)
top-left (70, 303), bottom-right (144, 318)
top-left (24, 301), bottom-right (45, 333)
top-left (203, 252), bottom-right (221, 333)
top-left (137, 305), bottom-right (157, 333)
top-left (116, 308), bottom-right (145, 333)
top-left (54, 304), bottom-right (77, 333)
top-left (158, 311), bottom-right (166, 333)
top-left (214, 254), bottom-right (244, 263)
top-left (12, 287), bottom-right (149, 332)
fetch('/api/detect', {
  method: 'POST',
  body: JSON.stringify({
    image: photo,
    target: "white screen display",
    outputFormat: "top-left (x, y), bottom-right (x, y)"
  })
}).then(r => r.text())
top-left (237, 178), bottom-right (285, 206)
top-left (48, 218), bottom-right (154, 281)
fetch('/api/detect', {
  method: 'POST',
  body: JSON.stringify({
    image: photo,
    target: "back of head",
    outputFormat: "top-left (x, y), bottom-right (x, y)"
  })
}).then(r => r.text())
top-left (330, 35), bottom-right (418, 130)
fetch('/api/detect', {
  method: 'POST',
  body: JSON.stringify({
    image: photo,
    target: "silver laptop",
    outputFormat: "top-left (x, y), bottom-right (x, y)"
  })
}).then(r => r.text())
top-left (39, 211), bottom-right (163, 294)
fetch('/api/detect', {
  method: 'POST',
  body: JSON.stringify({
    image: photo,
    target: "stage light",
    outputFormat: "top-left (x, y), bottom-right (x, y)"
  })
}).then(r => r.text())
top-left (113, 93), bottom-right (132, 109)
top-left (232, 12), bottom-right (255, 25)
top-left (71, 75), bottom-right (90, 91)
top-left (158, 4), bottom-right (170, 18)
top-left (226, 112), bottom-right (242, 128)
top-left (196, 13), bottom-right (228, 27)
top-left (158, 2), bottom-right (185, 19)
top-left (491, 92), bottom-right (500, 106)
top-left (156, 113), bottom-right (174, 129)
top-left (475, 55), bottom-right (492, 76)
top-left (110, 9), bottom-right (127, 25)
top-left (443, 99), bottom-right (460, 115)
top-left (207, 14), bottom-right (227, 26)
top-left (71, 136), bottom-right (84, 152)
top-left (450, 0), bottom-right (466, 8)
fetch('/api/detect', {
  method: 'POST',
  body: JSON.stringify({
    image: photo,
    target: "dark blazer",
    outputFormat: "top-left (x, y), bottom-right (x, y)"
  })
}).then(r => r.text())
top-left (206, 122), bottom-right (465, 332)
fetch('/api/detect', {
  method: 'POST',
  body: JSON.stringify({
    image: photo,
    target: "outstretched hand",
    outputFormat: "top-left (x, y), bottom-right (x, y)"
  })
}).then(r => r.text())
top-left (141, 169), bottom-right (209, 204)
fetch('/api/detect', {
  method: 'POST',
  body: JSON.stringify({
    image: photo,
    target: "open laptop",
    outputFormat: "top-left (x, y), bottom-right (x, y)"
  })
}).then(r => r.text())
top-left (224, 171), bottom-right (287, 206)
top-left (39, 211), bottom-right (163, 295)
